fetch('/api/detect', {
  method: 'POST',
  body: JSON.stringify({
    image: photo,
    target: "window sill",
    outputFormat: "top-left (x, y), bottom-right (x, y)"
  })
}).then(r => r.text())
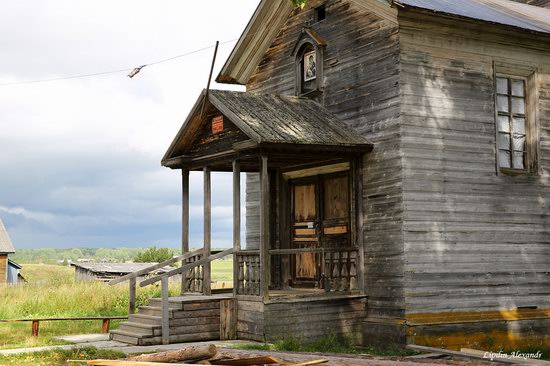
top-left (499, 168), bottom-right (535, 176)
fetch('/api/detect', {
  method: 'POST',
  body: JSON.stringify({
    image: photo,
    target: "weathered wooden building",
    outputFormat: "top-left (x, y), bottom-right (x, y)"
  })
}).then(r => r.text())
top-left (71, 262), bottom-right (171, 283)
top-left (112, 0), bottom-right (550, 350)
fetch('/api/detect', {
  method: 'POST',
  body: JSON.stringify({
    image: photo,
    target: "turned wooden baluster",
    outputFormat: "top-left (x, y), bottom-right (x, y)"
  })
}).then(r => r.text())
top-left (349, 251), bottom-right (358, 291)
top-left (340, 251), bottom-right (349, 292)
top-left (238, 255), bottom-right (245, 295)
top-left (244, 256), bottom-right (251, 295)
top-left (332, 252), bottom-right (341, 292)
top-left (197, 265), bottom-right (203, 293)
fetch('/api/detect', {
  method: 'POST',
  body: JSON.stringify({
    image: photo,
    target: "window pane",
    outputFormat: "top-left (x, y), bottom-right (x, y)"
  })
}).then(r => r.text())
top-left (512, 97), bottom-right (525, 114)
top-left (512, 117), bottom-right (526, 135)
top-left (497, 96), bottom-right (509, 113)
top-left (498, 132), bottom-right (510, 150)
top-left (513, 151), bottom-right (525, 169)
top-left (513, 135), bottom-right (526, 151)
top-left (512, 79), bottom-right (525, 97)
top-left (498, 116), bottom-right (510, 132)
top-left (497, 77), bottom-right (508, 94)
top-left (499, 150), bottom-right (511, 168)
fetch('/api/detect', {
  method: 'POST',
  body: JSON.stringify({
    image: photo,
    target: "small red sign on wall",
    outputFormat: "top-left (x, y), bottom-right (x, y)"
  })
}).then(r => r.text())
top-left (212, 116), bottom-right (224, 134)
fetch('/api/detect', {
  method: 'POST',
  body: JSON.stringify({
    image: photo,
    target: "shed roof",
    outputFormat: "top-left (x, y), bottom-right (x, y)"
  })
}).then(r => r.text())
top-left (0, 219), bottom-right (15, 254)
top-left (162, 89), bottom-right (373, 167)
top-left (8, 259), bottom-right (22, 269)
top-left (70, 262), bottom-right (171, 274)
top-left (395, 0), bottom-right (550, 34)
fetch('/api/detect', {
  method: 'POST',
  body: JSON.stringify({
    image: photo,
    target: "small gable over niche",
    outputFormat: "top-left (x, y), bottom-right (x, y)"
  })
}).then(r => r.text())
top-left (291, 28), bottom-right (327, 96)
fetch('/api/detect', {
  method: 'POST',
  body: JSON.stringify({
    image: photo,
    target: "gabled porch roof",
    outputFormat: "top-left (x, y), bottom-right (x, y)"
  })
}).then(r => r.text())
top-left (162, 90), bottom-right (373, 171)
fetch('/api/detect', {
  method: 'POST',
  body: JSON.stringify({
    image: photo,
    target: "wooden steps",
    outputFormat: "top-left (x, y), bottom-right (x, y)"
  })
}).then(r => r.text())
top-left (110, 294), bottom-right (233, 346)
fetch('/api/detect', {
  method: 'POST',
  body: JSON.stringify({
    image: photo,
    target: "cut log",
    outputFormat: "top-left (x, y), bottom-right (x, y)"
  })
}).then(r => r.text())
top-left (127, 344), bottom-right (217, 363)
top-left (84, 361), bottom-right (201, 366)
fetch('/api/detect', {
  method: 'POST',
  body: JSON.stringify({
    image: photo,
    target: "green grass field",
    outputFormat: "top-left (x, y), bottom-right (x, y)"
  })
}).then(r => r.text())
top-left (0, 261), bottom-right (233, 351)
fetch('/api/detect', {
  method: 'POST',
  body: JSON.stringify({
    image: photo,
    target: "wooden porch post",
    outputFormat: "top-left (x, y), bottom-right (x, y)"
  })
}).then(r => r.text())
top-left (354, 157), bottom-right (366, 293)
top-left (260, 155), bottom-right (270, 302)
top-left (232, 160), bottom-right (241, 296)
top-left (181, 169), bottom-right (189, 295)
top-left (203, 167), bottom-right (212, 296)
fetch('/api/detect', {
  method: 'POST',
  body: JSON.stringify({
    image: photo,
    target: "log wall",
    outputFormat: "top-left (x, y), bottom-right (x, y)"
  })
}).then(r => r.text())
top-left (244, 0), bottom-right (405, 344)
top-left (236, 296), bottom-right (367, 343)
top-left (398, 9), bottom-right (550, 349)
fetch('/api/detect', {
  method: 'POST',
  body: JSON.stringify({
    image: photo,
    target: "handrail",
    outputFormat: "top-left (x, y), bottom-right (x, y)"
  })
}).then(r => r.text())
top-left (140, 248), bottom-right (234, 287)
top-left (109, 248), bottom-right (204, 285)
top-left (268, 247), bottom-right (358, 255)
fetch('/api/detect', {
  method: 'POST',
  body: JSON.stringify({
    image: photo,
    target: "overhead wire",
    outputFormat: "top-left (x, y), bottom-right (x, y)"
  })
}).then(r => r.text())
top-left (0, 38), bottom-right (239, 87)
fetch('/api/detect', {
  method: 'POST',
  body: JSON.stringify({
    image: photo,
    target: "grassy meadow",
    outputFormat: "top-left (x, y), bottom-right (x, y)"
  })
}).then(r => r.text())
top-left (0, 260), bottom-right (233, 350)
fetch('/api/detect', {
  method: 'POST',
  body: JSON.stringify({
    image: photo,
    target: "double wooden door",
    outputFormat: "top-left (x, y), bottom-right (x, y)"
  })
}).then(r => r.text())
top-left (290, 173), bottom-right (350, 285)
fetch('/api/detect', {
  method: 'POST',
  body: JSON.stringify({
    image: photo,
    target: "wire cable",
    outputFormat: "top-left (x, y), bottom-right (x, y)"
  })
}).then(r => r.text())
top-left (0, 38), bottom-right (239, 87)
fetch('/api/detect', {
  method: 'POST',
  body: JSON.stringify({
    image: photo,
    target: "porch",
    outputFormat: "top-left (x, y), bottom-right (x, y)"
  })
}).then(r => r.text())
top-left (111, 90), bottom-right (373, 345)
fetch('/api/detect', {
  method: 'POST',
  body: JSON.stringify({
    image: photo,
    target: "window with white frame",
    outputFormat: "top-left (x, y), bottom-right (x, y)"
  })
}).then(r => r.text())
top-left (496, 76), bottom-right (527, 170)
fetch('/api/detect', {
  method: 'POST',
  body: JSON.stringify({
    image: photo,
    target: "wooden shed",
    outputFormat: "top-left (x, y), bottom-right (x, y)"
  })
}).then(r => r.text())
top-left (0, 219), bottom-right (18, 285)
top-left (71, 262), bottom-right (171, 283)
top-left (112, 0), bottom-right (550, 350)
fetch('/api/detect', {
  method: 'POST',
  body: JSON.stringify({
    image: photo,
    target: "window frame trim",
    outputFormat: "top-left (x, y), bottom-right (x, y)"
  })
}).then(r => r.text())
top-left (493, 63), bottom-right (540, 176)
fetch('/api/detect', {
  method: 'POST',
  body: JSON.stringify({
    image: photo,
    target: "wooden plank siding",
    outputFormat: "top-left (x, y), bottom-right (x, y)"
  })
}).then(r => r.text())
top-left (263, 297), bottom-right (367, 343)
top-left (398, 10), bottom-right (550, 349)
top-left (244, 0), bottom-right (405, 344)
top-left (0, 254), bottom-right (7, 285)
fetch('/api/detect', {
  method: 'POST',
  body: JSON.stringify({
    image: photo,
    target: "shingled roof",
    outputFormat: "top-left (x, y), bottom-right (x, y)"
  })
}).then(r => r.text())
top-left (162, 89), bottom-right (372, 166)
top-left (395, 0), bottom-right (550, 35)
top-left (0, 219), bottom-right (15, 254)
top-left (209, 90), bottom-right (369, 146)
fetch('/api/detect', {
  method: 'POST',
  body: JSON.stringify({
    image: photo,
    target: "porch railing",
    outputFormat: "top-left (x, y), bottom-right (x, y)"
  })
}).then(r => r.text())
top-left (236, 250), bottom-right (261, 295)
top-left (109, 247), bottom-right (205, 314)
top-left (138, 248), bottom-right (235, 345)
top-left (235, 247), bottom-right (359, 296)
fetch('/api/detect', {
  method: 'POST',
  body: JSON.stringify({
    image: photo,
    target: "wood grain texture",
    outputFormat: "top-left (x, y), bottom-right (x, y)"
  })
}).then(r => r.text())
top-left (244, 0), bottom-right (405, 331)
top-left (0, 255), bottom-right (7, 284)
top-left (397, 9), bottom-right (550, 349)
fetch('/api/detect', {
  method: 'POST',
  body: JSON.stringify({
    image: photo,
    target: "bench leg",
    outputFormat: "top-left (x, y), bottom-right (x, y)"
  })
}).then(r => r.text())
top-left (32, 320), bottom-right (39, 337)
top-left (102, 319), bottom-right (110, 333)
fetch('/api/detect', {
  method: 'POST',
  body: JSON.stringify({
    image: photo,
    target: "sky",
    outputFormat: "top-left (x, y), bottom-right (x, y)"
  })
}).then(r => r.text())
top-left (0, 0), bottom-right (260, 249)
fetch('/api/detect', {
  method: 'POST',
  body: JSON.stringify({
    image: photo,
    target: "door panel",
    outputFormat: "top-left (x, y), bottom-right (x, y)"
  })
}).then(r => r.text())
top-left (322, 175), bottom-right (350, 249)
top-left (292, 182), bottom-right (318, 281)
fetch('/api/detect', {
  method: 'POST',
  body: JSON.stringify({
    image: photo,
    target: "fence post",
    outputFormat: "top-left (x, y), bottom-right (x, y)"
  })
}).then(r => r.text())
top-left (161, 275), bottom-right (170, 345)
top-left (129, 277), bottom-right (136, 315)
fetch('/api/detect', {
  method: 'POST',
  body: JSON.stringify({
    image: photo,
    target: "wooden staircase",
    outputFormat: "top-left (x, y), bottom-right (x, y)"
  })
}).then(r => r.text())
top-left (110, 293), bottom-right (234, 346)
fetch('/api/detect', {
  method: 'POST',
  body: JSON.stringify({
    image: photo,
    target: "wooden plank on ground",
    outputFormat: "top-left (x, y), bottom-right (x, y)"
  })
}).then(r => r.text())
top-left (280, 360), bottom-right (329, 366)
top-left (212, 355), bottom-right (279, 365)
